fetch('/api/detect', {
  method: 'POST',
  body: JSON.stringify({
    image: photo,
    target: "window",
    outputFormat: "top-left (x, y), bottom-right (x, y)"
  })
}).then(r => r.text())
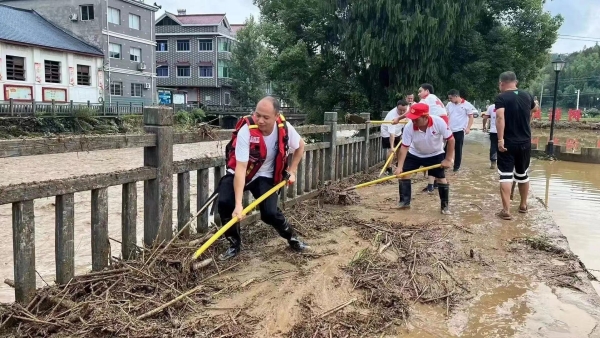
top-left (176, 66), bottom-right (190, 77)
top-left (224, 92), bottom-right (231, 105)
top-left (156, 66), bottom-right (168, 77)
top-left (109, 43), bottom-right (121, 59)
top-left (6, 55), bottom-right (25, 81)
top-left (218, 60), bottom-right (230, 78)
top-left (176, 40), bottom-right (190, 51)
top-left (198, 39), bottom-right (213, 51)
top-left (131, 83), bottom-right (143, 97)
top-left (218, 38), bottom-right (231, 52)
top-left (129, 47), bottom-right (141, 62)
top-left (108, 7), bottom-right (120, 25)
top-left (44, 60), bottom-right (61, 83)
top-left (77, 65), bottom-right (91, 85)
top-left (110, 82), bottom-right (122, 96)
top-left (156, 40), bottom-right (168, 52)
top-left (80, 5), bottom-right (94, 21)
top-left (129, 14), bottom-right (140, 30)
top-left (199, 66), bottom-right (213, 78)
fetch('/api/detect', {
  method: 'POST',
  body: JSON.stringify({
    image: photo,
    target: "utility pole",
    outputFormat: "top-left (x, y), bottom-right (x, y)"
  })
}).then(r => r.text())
top-left (576, 89), bottom-right (580, 110)
top-left (539, 81), bottom-right (544, 106)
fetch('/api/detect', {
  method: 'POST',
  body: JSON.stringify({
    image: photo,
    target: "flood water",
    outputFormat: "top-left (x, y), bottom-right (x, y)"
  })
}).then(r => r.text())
top-left (471, 128), bottom-right (600, 294)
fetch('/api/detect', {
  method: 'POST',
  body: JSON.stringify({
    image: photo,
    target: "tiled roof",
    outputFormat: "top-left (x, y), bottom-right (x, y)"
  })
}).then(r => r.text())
top-left (175, 14), bottom-right (225, 25)
top-left (230, 24), bottom-right (245, 35)
top-left (0, 5), bottom-right (103, 56)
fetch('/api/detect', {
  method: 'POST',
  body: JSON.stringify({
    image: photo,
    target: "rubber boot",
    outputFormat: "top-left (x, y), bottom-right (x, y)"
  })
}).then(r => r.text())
top-left (277, 221), bottom-right (310, 252)
top-left (219, 235), bottom-right (241, 261)
top-left (438, 183), bottom-right (451, 215)
top-left (397, 179), bottom-right (411, 209)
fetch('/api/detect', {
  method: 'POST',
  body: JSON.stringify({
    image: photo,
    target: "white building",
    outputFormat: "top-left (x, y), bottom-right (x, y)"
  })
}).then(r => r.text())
top-left (0, 5), bottom-right (104, 103)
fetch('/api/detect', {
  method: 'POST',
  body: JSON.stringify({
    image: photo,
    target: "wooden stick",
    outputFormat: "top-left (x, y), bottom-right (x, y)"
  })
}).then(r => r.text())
top-left (318, 298), bottom-right (356, 318)
top-left (147, 192), bottom-right (218, 269)
top-left (136, 262), bottom-right (241, 320)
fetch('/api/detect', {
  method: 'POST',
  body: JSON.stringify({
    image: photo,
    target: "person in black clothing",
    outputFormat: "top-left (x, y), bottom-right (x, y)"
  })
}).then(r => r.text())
top-left (494, 71), bottom-right (536, 220)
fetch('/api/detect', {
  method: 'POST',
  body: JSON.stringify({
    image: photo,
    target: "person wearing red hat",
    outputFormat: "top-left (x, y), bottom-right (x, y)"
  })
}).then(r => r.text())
top-left (395, 102), bottom-right (455, 214)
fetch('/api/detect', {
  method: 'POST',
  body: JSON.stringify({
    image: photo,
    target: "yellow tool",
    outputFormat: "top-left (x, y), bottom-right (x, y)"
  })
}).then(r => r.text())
top-left (344, 164), bottom-right (442, 192)
top-left (192, 179), bottom-right (288, 260)
top-left (379, 140), bottom-right (403, 177)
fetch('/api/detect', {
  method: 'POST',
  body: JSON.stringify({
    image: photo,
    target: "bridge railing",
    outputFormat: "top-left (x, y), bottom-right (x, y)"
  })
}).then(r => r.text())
top-left (0, 109), bottom-right (385, 303)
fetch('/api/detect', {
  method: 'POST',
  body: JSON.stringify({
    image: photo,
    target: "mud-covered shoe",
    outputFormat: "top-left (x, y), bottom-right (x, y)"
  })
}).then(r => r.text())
top-left (396, 201), bottom-right (411, 210)
top-left (490, 161), bottom-right (497, 169)
top-left (218, 246), bottom-right (240, 261)
top-left (288, 238), bottom-right (310, 252)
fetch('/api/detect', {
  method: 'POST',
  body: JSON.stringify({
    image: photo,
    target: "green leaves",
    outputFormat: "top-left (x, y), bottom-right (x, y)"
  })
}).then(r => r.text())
top-left (244, 0), bottom-right (561, 118)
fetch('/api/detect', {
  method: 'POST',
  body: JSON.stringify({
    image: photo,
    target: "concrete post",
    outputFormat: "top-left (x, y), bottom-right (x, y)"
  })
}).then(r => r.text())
top-left (324, 112), bottom-right (338, 181)
top-left (143, 107), bottom-right (174, 246)
top-left (360, 113), bottom-right (371, 172)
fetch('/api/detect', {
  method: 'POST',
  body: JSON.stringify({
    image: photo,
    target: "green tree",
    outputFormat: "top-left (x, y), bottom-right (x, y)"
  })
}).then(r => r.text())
top-left (229, 16), bottom-right (268, 106)
top-left (528, 45), bottom-right (600, 110)
top-left (443, 0), bottom-right (562, 102)
top-left (254, 0), bottom-right (561, 119)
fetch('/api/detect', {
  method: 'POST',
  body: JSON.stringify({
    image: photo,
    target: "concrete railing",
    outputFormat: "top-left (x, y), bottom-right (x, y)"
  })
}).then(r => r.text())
top-left (533, 143), bottom-right (600, 164)
top-left (0, 109), bottom-right (386, 304)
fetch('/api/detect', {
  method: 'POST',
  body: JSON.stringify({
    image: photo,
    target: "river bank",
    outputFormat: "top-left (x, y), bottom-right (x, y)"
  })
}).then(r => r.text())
top-left (1, 137), bottom-right (599, 337)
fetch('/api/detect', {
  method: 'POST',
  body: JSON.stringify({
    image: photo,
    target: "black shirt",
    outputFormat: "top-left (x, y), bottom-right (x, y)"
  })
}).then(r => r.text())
top-left (494, 89), bottom-right (535, 144)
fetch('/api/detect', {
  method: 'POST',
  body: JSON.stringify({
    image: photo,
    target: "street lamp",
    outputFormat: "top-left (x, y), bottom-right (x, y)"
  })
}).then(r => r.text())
top-left (546, 56), bottom-right (566, 156)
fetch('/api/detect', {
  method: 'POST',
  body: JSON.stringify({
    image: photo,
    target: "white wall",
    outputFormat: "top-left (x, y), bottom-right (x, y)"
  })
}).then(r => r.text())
top-left (0, 42), bottom-right (103, 103)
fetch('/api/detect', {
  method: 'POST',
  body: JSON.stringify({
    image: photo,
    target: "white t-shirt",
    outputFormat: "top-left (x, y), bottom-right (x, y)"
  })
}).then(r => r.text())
top-left (230, 121), bottom-right (302, 180)
top-left (487, 104), bottom-right (497, 133)
top-left (381, 108), bottom-right (403, 137)
top-left (446, 99), bottom-right (474, 132)
top-left (421, 94), bottom-right (447, 117)
top-left (401, 115), bottom-right (453, 158)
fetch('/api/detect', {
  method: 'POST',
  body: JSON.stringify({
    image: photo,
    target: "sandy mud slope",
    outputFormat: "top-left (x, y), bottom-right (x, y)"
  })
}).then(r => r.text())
top-left (2, 146), bottom-right (600, 337)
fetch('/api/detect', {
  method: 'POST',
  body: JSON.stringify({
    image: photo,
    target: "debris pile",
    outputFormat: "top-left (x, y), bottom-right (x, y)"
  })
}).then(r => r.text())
top-left (317, 169), bottom-right (395, 205)
top-left (285, 216), bottom-right (470, 336)
top-left (0, 229), bottom-right (253, 337)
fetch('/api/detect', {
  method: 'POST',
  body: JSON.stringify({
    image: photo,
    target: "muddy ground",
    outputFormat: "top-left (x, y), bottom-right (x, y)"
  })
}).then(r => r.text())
top-left (2, 147), bottom-right (600, 337)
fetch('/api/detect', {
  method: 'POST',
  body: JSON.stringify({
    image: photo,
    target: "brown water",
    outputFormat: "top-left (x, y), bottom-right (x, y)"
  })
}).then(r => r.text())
top-left (471, 129), bottom-right (600, 293)
top-left (529, 158), bottom-right (600, 293)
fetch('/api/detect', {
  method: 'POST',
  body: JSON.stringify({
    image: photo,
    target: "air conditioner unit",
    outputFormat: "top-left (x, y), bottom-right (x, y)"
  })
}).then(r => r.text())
top-left (144, 83), bottom-right (151, 89)
top-left (137, 62), bottom-right (147, 71)
top-left (69, 13), bottom-right (78, 21)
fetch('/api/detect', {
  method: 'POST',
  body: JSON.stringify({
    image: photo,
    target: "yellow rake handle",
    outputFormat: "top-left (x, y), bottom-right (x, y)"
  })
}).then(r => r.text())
top-left (379, 140), bottom-right (403, 177)
top-left (346, 164), bottom-right (442, 192)
top-left (192, 180), bottom-right (288, 260)
top-left (368, 121), bottom-right (408, 124)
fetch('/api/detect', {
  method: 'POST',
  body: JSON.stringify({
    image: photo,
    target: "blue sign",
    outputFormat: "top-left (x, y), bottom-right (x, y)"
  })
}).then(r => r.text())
top-left (158, 90), bottom-right (171, 105)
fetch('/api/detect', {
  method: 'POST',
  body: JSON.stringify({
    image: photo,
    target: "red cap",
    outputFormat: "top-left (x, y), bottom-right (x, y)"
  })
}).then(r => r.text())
top-left (405, 102), bottom-right (429, 120)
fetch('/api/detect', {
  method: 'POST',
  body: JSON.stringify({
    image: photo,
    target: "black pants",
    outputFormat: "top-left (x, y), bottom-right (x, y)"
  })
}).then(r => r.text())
top-left (451, 130), bottom-right (465, 170)
top-left (497, 142), bottom-right (531, 183)
top-left (403, 153), bottom-right (446, 178)
top-left (489, 132), bottom-right (498, 162)
top-left (217, 174), bottom-right (292, 247)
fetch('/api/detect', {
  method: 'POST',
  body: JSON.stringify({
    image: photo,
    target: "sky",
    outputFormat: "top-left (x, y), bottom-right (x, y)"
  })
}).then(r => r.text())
top-left (156, 0), bottom-right (597, 54)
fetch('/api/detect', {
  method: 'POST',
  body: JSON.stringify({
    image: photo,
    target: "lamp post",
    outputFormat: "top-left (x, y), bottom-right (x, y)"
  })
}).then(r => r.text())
top-left (546, 56), bottom-right (566, 156)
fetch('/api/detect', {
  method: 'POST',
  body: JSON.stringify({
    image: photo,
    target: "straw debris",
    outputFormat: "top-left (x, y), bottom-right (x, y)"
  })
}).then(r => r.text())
top-left (0, 229), bottom-right (250, 337)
